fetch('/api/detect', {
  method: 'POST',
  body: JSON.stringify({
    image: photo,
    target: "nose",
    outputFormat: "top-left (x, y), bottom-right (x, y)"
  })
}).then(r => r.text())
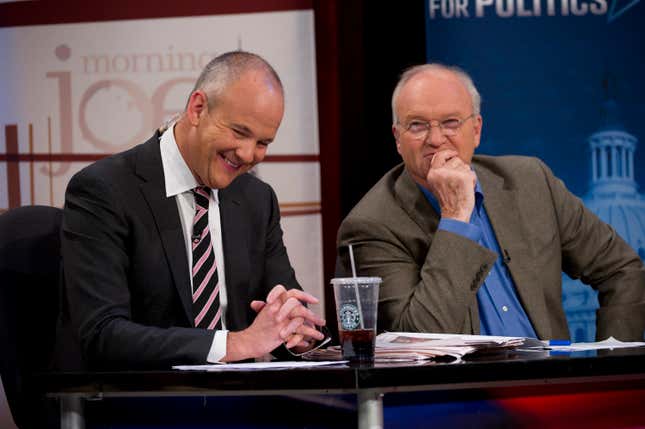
top-left (425, 123), bottom-right (446, 147)
top-left (235, 138), bottom-right (256, 164)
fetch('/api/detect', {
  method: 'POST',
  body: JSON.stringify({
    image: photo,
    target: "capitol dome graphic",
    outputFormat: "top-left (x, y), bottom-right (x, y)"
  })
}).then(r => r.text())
top-left (562, 98), bottom-right (645, 342)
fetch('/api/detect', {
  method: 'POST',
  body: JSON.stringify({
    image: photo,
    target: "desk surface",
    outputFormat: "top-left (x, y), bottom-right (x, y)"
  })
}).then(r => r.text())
top-left (37, 346), bottom-right (645, 398)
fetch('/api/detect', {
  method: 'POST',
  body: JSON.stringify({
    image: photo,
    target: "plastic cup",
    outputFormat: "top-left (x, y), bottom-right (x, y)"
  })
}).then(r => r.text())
top-left (331, 277), bottom-right (381, 363)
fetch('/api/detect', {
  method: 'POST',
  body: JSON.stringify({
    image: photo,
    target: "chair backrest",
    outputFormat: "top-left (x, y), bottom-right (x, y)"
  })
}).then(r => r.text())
top-left (0, 205), bottom-right (63, 428)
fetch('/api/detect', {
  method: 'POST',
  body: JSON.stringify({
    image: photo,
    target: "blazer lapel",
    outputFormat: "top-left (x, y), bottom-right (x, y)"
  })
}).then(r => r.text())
top-left (394, 167), bottom-right (440, 234)
top-left (393, 166), bottom-right (477, 333)
top-left (218, 187), bottom-right (250, 331)
top-left (475, 162), bottom-right (551, 339)
top-left (135, 135), bottom-right (193, 323)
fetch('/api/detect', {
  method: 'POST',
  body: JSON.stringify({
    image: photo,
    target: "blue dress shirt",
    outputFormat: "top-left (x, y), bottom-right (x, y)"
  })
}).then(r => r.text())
top-left (419, 181), bottom-right (537, 338)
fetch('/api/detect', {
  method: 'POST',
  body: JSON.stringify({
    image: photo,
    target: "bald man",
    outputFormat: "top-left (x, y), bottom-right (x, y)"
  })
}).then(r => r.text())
top-left (58, 51), bottom-right (325, 370)
top-left (337, 64), bottom-right (645, 342)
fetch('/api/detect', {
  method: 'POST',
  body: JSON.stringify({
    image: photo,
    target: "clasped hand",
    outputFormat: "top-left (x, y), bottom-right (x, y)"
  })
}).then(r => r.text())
top-left (243, 285), bottom-right (325, 357)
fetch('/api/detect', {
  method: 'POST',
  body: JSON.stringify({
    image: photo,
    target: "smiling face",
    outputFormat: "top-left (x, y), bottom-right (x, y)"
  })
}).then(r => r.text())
top-left (177, 69), bottom-right (284, 189)
top-left (393, 68), bottom-right (482, 188)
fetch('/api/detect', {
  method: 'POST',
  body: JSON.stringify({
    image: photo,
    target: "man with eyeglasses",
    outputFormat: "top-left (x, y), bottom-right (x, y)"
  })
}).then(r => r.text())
top-left (337, 63), bottom-right (645, 341)
top-left (57, 51), bottom-right (326, 370)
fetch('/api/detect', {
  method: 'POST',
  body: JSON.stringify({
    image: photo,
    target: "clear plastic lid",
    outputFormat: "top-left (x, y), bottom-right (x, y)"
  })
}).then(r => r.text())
top-left (330, 277), bottom-right (382, 285)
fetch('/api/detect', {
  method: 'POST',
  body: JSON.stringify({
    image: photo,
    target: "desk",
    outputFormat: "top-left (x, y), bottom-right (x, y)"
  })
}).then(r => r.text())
top-left (36, 347), bottom-right (645, 429)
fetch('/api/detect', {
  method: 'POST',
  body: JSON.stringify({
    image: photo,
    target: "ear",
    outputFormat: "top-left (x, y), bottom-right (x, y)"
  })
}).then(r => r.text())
top-left (186, 90), bottom-right (208, 126)
top-left (473, 115), bottom-right (483, 149)
top-left (393, 124), bottom-right (402, 154)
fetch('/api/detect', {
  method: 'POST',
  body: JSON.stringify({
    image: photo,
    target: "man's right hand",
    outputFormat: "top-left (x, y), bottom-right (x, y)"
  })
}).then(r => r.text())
top-left (266, 285), bottom-right (326, 352)
top-left (425, 149), bottom-right (477, 222)
top-left (223, 285), bottom-right (325, 361)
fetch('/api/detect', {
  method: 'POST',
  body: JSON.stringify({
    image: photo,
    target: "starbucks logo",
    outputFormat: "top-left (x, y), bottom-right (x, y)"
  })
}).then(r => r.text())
top-left (339, 303), bottom-right (361, 330)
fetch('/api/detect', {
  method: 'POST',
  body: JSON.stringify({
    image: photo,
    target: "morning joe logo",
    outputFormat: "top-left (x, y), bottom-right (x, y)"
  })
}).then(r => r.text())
top-left (48, 44), bottom-right (216, 155)
top-left (427, 0), bottom-right (639, 21)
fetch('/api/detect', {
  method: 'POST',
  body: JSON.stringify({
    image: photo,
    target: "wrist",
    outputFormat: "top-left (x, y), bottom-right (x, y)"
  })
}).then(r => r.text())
top-left (441, 210), bottom-right (471, 223)
top-left (223, 329), bottom-right (258, 362)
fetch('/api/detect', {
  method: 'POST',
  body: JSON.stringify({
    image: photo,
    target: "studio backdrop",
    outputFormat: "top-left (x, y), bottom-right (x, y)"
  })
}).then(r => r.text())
top-left (0, 5), bottom-right (325, 315)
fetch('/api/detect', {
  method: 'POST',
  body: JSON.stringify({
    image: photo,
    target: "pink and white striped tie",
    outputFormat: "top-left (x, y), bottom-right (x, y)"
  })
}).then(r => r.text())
top-left (190, 186), bottom-right (221, 330)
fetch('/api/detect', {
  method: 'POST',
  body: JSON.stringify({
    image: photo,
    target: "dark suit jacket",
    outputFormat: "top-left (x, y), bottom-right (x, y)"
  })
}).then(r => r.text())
top-left (338, 156), bottom-right (645, 341)
top-left (57, 132), bottom-right (300, 370)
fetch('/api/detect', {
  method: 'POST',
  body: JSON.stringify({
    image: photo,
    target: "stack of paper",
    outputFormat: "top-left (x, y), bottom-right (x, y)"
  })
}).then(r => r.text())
top-left (304, 332), bottom-right (531, 363)
top-left (375, 331), bottom-right (527, 361)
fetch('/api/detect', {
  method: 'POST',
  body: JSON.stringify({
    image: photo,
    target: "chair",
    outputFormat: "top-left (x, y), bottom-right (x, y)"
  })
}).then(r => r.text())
top-left (0, 205), bottom-right (63, 428)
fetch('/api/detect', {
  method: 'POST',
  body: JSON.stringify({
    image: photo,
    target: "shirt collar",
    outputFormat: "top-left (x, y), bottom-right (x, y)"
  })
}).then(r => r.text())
top-left (159, 124), bottom-right (219, 203)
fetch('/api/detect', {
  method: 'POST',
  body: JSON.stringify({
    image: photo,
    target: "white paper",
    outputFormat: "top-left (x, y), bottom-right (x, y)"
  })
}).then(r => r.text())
top-left (173, 360), bottom-right (347, 371)
top-left (378, 331), bottom-right (527, 343)
top-left (547, 336), bottom-right (645, 352)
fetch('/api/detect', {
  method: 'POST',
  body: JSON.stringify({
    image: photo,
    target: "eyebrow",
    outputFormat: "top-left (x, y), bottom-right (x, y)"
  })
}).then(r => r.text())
top-left (405, 112), bottom-right (463, 122)
top-left (230, 123), bottom-right (253, 135)
top-left (230, 123), bottom-right (274, 145)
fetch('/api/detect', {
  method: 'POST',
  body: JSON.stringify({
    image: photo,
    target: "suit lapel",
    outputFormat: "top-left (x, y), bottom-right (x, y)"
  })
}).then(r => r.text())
top-left (218, 186), bottom-right (250, 331)
top-left (135, 135), bottom-right (193, 323)
top-left (394, 167), bottom-right (440, 234)
top-left (394, 166), bottom-right (477, 332)
top-left (475, 161), bottom-right (551, 339)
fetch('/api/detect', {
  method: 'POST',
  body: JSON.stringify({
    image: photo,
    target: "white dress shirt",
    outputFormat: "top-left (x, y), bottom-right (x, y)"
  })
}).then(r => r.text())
top-left (160, 125), bottom-right (228, 363)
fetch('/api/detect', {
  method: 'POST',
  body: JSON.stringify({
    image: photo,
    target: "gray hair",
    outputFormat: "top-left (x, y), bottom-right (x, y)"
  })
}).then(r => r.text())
top-left (391, 63), bottom-right (481, 124)
top-left (189, 50), bottom-right (283, 109)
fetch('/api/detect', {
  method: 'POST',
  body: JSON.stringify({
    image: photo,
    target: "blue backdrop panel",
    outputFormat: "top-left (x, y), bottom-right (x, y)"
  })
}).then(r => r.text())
top-left (424, 1), bottom-right (645, 341)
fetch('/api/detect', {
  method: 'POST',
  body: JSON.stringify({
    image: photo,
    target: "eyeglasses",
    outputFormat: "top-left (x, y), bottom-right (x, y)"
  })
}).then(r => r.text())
top-left (285, 325), bottom-right (332, 357)
top-left (398, 113), bottom-right (475, 140)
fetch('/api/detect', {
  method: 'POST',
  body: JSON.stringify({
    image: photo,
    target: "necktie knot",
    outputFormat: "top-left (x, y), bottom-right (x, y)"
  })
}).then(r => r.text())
top-left (192, 186), bottom-right (211, 211)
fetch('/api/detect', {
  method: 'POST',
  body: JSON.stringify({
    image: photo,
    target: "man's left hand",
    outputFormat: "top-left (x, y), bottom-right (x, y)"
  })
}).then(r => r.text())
top-left (250, 285), bottom-right (326, 349)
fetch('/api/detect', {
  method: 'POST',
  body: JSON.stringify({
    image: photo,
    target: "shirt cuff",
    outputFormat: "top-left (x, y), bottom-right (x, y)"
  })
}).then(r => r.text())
top-left (438, 218), bottom-right (482, 243)
top-left (206, 330), bottom-right (228, 363)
